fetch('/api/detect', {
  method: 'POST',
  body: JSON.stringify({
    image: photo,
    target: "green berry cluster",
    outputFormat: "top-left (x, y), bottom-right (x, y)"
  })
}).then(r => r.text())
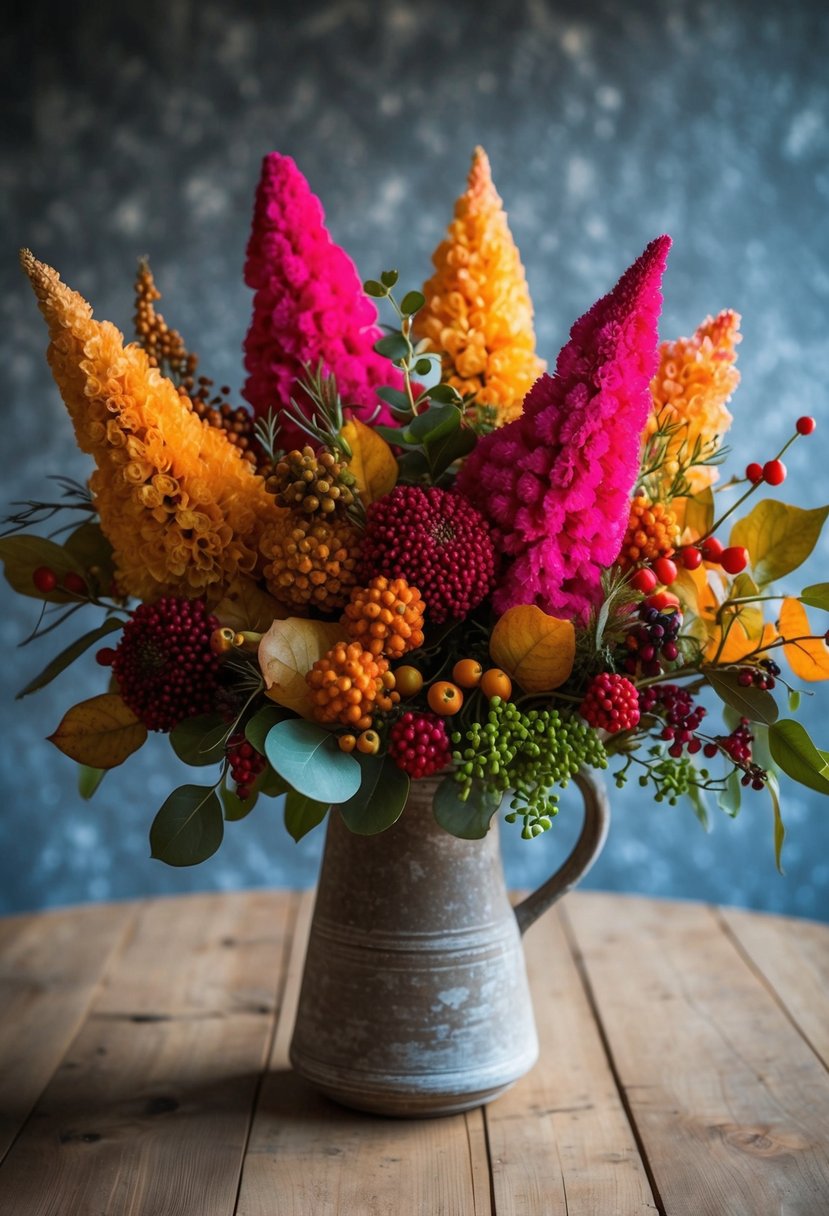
top-left (451, 697), bottom-right (607, 839)
top-left (637, 753), bottom-right (702, 805)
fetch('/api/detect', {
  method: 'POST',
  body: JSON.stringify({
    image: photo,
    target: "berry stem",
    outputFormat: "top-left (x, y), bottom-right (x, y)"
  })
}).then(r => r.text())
top-left (697, 426), bottom-right (804, 544)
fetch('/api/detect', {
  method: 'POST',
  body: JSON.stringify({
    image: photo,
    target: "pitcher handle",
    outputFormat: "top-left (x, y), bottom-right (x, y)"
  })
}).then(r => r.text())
top-left (513, 771), bottom-right (610, 936)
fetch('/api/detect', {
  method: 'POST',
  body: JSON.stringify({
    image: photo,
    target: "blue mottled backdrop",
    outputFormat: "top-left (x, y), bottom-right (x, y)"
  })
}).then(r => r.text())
top-left (2, 0), bottom-right (828, 918)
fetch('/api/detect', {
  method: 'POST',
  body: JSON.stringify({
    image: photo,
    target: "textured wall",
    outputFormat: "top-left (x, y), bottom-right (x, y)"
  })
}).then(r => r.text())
top-left (2, 0), bottom-right (828, 918)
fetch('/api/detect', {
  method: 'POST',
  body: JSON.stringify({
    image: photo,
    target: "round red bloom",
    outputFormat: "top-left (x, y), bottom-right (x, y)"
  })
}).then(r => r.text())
top-left (388, 711), bottom-right (452, 779)
top-left (360, 485), bottom-right (496, 624)
top-left (111, 597), bottom-right (221, 732)
top-left (580, 673), bottom-right (640, 734)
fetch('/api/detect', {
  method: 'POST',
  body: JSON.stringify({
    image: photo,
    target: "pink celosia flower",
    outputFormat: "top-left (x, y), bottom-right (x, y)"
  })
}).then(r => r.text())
top-left (456, 235), bottom-right (671, 622)
top-left (242, 154), bottom-right (405, 449)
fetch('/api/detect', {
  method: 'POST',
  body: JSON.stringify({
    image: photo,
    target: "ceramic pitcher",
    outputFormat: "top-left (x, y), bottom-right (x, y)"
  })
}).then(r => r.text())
top-left (289, 771), bottom-right (610, 1117)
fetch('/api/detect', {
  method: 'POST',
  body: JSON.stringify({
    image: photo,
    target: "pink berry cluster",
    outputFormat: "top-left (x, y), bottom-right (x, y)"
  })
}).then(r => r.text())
top-left (102, 597), bottom-right (221, 732)
top-left (388, 711), bottom-right (451, 779)
top-left (360, 485), bottom-right (496, 624)
top-left (227, 733), bottom-right (266, 799)
top-left (580, 673), bottom-right (640, 734)
top-left (638, 684), bottom-right (706, 757)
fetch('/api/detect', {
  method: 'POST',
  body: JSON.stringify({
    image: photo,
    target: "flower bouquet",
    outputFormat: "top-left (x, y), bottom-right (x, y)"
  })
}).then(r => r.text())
top-left (7, 147), bottom-right (829, 875)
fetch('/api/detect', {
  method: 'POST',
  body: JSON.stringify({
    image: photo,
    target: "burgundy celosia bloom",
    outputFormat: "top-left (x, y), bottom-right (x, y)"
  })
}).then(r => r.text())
top-left (242, 153), bottom-right (405, 449)
top-left (110, 597), bottom-right (221, 732)
top-left (360, 484), bottom-right (496, 624)
top-left (456, 235), bottom-right (671, 622)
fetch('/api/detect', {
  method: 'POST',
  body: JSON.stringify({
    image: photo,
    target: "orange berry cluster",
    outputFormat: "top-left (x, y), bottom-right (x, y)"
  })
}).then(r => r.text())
top-left (618, 495), bottom-right (680, 570)
top-left (342, 577), bottom-right (426, 658)
top-left (306, 640), bottom-right (400, 731)
top-left (261, 514), bottom-right (361, 612)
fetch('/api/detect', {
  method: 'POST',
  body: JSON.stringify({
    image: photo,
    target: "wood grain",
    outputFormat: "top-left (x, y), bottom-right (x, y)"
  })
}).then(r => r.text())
top-left (719, 906), bottom-right (829, 1070)
top-left (0, 901), bottom-right (135, 1164)
top-left (0, 891), bottom-right (295, 1216)
top-left (564, 892), bottom-right (829, 1216)
top-left (485, 906), bottom-right (658, 1216)
top-left (235, 890), bottom-right (493, 1216)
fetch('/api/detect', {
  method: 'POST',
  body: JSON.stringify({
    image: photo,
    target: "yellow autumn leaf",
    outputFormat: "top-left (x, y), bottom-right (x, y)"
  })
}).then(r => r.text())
top-left (778, 598), bottom-right (829, 682)
top-left (342, 418), bottom-right (398, 505)
top-left (489, 604), bottom-right (575, 693)
top-left (705, 620), bottom-right (777, 665)
top-left (258, 617), bottom-right (344, 717)
top-left (49, 694), bottom-right (147, 769)
top-left (214, 577), bottom-right (288, 633)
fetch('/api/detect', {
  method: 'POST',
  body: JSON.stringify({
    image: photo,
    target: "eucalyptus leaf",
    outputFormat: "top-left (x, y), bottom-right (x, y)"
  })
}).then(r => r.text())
top-left (427, 383), bottom-right (463, 405)
top-left (169, 714), bottom-right (228, 767)
top-left (374, 334), bottom-right (409, 362)
top-left (800, 582), bottom-right (829, 612)
top-left (400, 289), bottom-right (426, 316)
top-left (285, 790), bottom-right (329, 842)
top-left (336, 753), bottom-right (410, 835)
top-left (149, 784), bottom-right (223, 866)
top-left (16, 617), bottom-right (124, 699)
top-left (265, 719), bottom-right (361, 802)
top-left (428, 425), bottom-right (477, 480)
top-left (704, 668), bottom-right (779, 725)
top-left (434, 776), bottom-right (501, 840)
top-left (245, 704), bottom-right (290, 755)
top-left (414, 357), bottom-right (435, 377)
top-left (407, 403), bottom-right (461, 443)
top-left (363, 279), bottom-right (386, 297)
top-left (380, 269), bottom-right (399, 288)
top-left (376, 386), bottom-right (412, 412)
top-left (768, 719), bottom-right (829, 794)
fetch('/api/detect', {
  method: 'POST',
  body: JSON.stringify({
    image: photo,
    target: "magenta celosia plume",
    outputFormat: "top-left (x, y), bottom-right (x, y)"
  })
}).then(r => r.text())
top-left (242, 153), bottom-right (405, 449)
top-left (456, 235), bottom-right (672, 622)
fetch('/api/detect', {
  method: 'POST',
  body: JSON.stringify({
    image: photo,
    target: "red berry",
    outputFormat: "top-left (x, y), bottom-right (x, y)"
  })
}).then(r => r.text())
top-left (96, 647), bottom-right (117, 666)
top-left (680, 547), bottom-right (703, 570)
top-left (763, 459), bottom-right (787, 486)
top-left (32, 566), bottom-right (57, 593)
top-left (631, 567), bottom-right (658, 594)
top-left (388, 712), bottom-right (451, 779)
top-left (720, 546), bottom-right (749, 575)
top-left (796, 416), bottom-right (816, 435)
top-left (645, 591), bottom-right (680, 611)
top-left (651, 557), bottom-right (678, 586)
top-left (701, 536), bottom-right (724, 563)
top-left (62, 571), bottom-right (87, 596)
top-left (745, 462), bottom-right (763, 484)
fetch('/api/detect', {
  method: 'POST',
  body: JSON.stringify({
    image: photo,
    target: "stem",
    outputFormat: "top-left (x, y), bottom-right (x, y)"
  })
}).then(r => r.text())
top-left (698, 429), bottom-right (802, 543)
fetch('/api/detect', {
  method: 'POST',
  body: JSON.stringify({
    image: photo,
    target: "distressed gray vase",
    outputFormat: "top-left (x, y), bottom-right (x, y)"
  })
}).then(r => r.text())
top-left (289, 771), bottom-right (610, 1117)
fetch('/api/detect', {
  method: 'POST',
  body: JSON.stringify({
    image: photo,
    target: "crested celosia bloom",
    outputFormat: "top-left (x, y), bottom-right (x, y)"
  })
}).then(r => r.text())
top-left (456, 236), bottom-right (671, 622)
top-left (647, 309), bottom-right (741, 493)
top-left (21, 251), bottom-right (278, 603)
top-left (414, 147), bottom-right (545, 425)
top-left (242, 153), bottom-right (405, 449)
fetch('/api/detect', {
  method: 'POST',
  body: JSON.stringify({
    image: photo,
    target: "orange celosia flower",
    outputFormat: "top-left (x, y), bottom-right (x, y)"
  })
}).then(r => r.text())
top-left (413, 147), bottom-right (545, 425)
top-left (647, 310), bottom-right (741, 494)
top-left (20, 251), bottom-right (278, 603)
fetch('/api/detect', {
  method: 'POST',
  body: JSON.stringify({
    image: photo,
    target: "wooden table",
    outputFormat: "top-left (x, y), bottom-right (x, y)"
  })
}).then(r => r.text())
top-left (0, 891), bottom-right (827, 1215)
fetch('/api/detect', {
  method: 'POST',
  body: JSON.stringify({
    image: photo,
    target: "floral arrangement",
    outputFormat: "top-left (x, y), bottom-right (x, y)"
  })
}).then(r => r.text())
top-left (6, 147), bottom-right (829, 870)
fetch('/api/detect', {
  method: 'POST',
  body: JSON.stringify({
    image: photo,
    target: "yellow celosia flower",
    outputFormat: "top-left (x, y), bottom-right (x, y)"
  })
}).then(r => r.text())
top-left (413, 147), bottom-right (545, 425)
top-left (648, 310), bottom-right (741, 494)
top-left (20, 250), bottom-right (279, 603)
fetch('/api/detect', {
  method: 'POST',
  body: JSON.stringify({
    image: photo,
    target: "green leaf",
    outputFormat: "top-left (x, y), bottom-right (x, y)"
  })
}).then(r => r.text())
top-left (221, 785), bottom-right (258, 821)
top-left (396, 450), bottom-right (432, 479)
top-left (363, 279), bottom-right (386, 297)
top-left (0, 534), bottom-right (85, 602)
top-left (768, 773), bottom-right (785, 874)
top-left (800, 582), bottom-right (829, 611)
top-left (788, 688), bottom-right (801, 712)
top-left (380, 269), bottom-right (399, 288)
top-left (685, 784), bottom-right (710, 830)
top-left (704, 668), bottom-right (779, 725)
top-left (63, 521), bottom-right (115, 582)
top-left (77, 764), bottom-right (107, 800)
top-left (284, 790), bottom-right (329, 842)
top-left (427, 383), bottom-right (463, 405)
top-left (434, 777), bottom-right (501, 840)
top-left (374, 334), bottom-right (410, 362)
top-left (264, 719), bottom-right (361, 803)
top-left (336, 753), bottom-right (410, 835)
top-left (730, 501), bottom-right (829, 586)
top-left (15, 618), bottom-right (124, 699)
top-left (717, 769), bottom-right (742, 818)
top-left (400, 290), bottom-right (426, 317)
top-left (407, 403), bottom-right (461, 443)
top-left (169, 714), bottom-right (228, 767)
top-left (244, 704), bottom-right (290, 755)
top-left (413, 357), bottom-right (435, 377)
top-left (376, 386), bottom-right (413, 413)
top-left (768, 719), bottom-right (829, 794)
top-left (149, 784), bottom-right (223, 866)
top-left (259, 767), bottom-right (288, 798)
top-left (427, 425), bottom-right (477, 480)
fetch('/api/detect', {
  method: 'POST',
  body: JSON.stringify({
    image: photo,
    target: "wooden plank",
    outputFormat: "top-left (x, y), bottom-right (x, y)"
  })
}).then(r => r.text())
top-left (718, 906), bottom-right (829, 1070)
top-left (0, 901), bottom-right (136, 1164)
top-left (565, 892), bottom-right (829, 1216)
top-left (236, 890), bottom-right (492, 1216)
top-left (0, 891), bottom-right (296, 1216)
top-left (485, 906), bottom-right (658, 1216)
